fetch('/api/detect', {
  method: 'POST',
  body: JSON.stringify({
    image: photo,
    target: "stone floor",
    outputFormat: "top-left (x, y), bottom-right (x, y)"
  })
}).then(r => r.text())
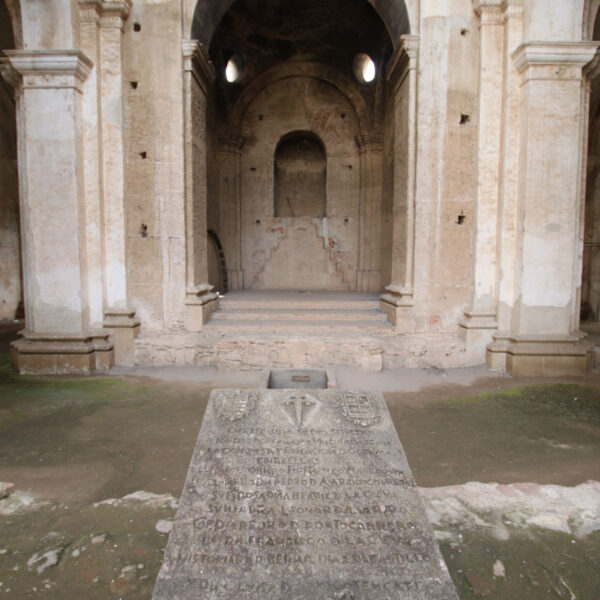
top-left (1, 321), bottom-right (600, 599)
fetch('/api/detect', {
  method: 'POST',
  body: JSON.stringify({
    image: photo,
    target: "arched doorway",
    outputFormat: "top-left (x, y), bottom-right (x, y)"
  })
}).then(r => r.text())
top-left (0, 0), bottom-right (22, 321)
top-left (201, 0), bottom-right (398, 292)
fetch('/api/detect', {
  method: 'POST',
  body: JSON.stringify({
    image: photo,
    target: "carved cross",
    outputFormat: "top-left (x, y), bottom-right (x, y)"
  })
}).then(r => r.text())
top-left (283, 393), bottom-right (316, 428)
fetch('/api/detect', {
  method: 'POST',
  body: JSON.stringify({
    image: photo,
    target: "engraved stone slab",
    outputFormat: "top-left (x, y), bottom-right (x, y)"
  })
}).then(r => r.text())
top-left (153, 389), bottom-right (458, 599)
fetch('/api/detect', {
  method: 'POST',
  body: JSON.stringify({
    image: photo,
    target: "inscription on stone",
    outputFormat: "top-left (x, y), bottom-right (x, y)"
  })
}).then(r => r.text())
top-left (153, 389), bottom-right (458, 599)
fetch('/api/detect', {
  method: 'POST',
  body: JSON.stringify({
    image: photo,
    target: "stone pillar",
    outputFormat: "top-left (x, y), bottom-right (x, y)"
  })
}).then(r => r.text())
top-left (182, 40), bottom-right (219, 330)
top-left (380, 35), bottom-right (419, 331)
top-left (218, 134), bottom-right (244, 290)
top-left (79, 1), bottom-right (105, 333)
top-left (5, 50), bottom-right (113, 374)
top-left (487, 0), bottom-right (524, 368)
top-left (459, 1), bottom-right (504, 363)
top-left (356, 131), bottom-right (383, 292)
top-left (487, 42), bottom-right (600, 376)
top-left (96, 0), bottom-right (140, 365)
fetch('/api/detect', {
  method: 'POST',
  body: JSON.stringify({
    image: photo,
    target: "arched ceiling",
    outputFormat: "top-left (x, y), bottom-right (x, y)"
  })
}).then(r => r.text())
top-left (0, 0), bottom-right (15, 50)
top-left (207, 0), bottom-right (393, 128)
top-left (192, 0), bottom-right (409, 48)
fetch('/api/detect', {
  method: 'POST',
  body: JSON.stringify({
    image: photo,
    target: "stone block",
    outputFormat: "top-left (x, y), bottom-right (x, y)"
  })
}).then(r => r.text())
top-left (153, 389), bottom-right (458, 599)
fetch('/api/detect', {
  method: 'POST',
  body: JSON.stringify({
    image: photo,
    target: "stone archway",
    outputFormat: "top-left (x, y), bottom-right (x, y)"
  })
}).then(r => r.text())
top-left (198, 0), bottom-right (413, 294)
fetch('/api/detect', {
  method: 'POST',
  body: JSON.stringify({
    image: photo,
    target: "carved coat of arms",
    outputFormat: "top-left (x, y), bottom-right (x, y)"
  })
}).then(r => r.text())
top-left (337, 392), bottom-right (380, 427)
top-left (213, 390), bottom-right (257, 422)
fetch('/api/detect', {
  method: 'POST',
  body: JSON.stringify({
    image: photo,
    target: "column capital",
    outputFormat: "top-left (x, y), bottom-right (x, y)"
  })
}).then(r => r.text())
top-left (218, 134), bottom-right (245, 153)
top-left (182, 39), bottom-right (215, 95)
top-left (355, 131), bottom-right (383, 153)
top-left (512, 42), bottom-right (600, 82)
top-left (5, 50), bottom-right (92, 92)
top-left (501, 0), bottom-right (523, 21)
top-left (473, 0), bottom-right (504, 25)
top-left (80, 0), bottom-right (131, 28)
top-left (386, 34), bottom-right (419, 94)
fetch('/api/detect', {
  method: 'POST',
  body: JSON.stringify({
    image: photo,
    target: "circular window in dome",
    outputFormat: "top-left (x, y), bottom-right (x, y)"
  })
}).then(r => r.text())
top-left (353, 53), bottom-right (376, 84)
top-left (225, 54), bottom-right (246, 83)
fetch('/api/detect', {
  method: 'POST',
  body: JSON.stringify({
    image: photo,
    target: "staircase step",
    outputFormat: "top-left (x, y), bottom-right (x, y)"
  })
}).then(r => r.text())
top-left (211, 308), bottom-right (388, 322)
top-left (204, 319), bottom-right (393, 333)
top-left (218, 291), bottom-right (381, 311)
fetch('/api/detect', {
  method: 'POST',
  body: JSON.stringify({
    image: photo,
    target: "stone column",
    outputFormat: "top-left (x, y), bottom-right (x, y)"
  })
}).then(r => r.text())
top-left (487, 42), bottom-right (600, 376)
top-left (182, 40), bottom-right (219, 330)
top-left (79, 0), bottom-right (105, 332)
top-left (459, 1), bottom-right (504, 363)
top-left (5, 50), bottom-right (113, 374)
top-left (96, 0), bottom-right (140, 365)
top-left (487, 0), bottom-right (524, 367)
top-left (380, 35), bottom-right (419, 331)
top-left (356, 131), bottom-right (383, 292)
top-left (218, 134), bottom-right (244, 290)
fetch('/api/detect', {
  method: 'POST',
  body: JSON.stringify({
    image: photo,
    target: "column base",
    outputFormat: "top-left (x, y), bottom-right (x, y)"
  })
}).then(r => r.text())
top-left (184, 285), bottom-right (220, 331)
top-left (486, 332), bottom-right (591, 376)
top-left (459, 311), bottom-right (498, 366)
top-left (103, 309), bottom-right (141, 367)
top-left (379, 286), bottom-right (415, 333)
top-left (357, 269), bottom-right (382, 292)
top-left (10, 330), bottom-right (114, 375)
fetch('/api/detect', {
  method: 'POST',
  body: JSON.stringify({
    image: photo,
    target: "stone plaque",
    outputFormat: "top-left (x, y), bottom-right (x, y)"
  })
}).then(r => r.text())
top-left (153, 389), bottom-right (458, 600)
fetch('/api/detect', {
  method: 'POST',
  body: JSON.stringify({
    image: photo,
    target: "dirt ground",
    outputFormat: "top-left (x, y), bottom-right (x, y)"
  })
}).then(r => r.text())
top-left (1, 322), bottom-right (599, 599)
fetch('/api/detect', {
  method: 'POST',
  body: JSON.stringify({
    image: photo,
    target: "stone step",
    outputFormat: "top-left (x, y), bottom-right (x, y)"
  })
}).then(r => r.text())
top-left (204, 318), bottom-right (394, 333)
top-left (218, 293), bottom-right (381, 311)
top-left (211, 308), bottom-right (388, 322)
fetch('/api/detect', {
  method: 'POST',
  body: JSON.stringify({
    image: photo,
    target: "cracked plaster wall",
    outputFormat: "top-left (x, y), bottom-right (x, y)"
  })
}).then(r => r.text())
top-left (239, 76), bottom-right (362, 291)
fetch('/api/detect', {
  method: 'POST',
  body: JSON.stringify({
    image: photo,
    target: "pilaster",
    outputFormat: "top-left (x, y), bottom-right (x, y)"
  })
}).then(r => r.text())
top-left (459, 0), bottom-right (504, 364)
top-left (182, 40), bottom-right (219, 331)
top-left (487, 41), bottom-right (599, 375)
top-left (356, 131), bottom-right (383, 292)
top-left (380, 35), bottom-right (419, 331)
top-left (218, 134), bottom-right (244, 291)
top-left (494, 0), bottom-right (524, 354)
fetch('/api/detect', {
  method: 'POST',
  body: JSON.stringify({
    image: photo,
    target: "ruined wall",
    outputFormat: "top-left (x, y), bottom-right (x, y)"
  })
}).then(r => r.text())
top-left (122, 0), bottom-right (186, 331)
top-left (0, 78), bottom-right (20, 320)
top-left (239, 76), bottom-right (361, 290)
top-left (413, 1), bottom-right (479, 333)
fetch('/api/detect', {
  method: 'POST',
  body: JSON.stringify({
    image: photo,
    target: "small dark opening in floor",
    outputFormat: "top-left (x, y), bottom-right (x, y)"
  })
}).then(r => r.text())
top-left (268, 369), bottom-right (328, 389)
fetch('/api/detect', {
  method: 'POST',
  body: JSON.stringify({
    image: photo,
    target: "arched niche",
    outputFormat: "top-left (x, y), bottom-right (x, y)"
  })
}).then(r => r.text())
top-left (238, 75), bottom-right (360, 291)
top-left (274, 131), bottom-right (326, 219)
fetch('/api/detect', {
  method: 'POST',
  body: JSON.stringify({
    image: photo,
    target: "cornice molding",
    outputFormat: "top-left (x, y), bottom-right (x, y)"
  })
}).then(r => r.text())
top-left (512, 42), bottom-right (600, 76)
top-left (182, 39), bottom-right (215, 94)
top-left (0, 53), bottom-right (21, 90)
top-left (5, 50), bottom-right (93, 91)
top-left (386, 34), bottom-right (419, 95)
top-left (355, 131), bottom-right (384, 153)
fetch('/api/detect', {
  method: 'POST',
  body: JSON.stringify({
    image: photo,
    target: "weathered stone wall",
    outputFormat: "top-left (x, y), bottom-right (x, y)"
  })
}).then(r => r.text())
top-left (238, 75), bottom-right (362, 290)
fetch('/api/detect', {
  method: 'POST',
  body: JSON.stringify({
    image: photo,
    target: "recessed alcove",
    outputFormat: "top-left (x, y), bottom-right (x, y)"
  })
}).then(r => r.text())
top-left (274, 131), bottom-right (326, 218)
